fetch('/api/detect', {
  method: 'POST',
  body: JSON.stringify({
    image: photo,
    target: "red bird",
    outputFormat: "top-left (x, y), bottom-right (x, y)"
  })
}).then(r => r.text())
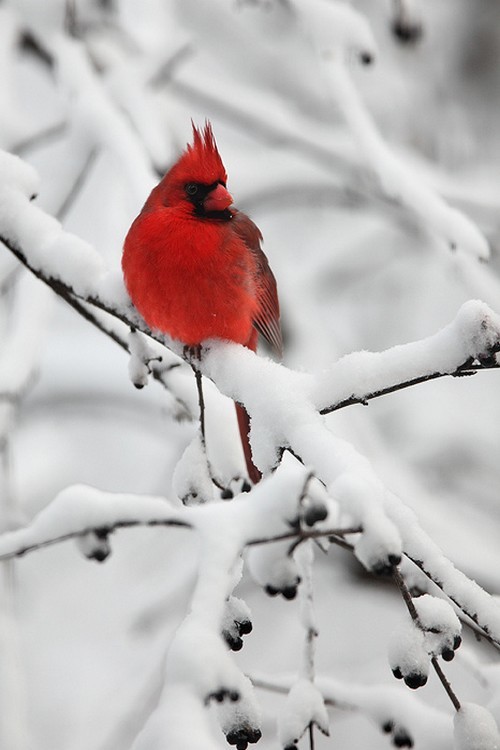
top-left (122, 122), bottom-right (282, 484)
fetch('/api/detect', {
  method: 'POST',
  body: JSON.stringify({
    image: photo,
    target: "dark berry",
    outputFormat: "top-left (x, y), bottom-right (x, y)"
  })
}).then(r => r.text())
top-left (226, 727), bottom-right (261, 748)
top-left (91, 547), bottom-right (109, 563)
top-left (237, 619), bottom-right (253, 635)
top-left (441, 648), bottom-right (455, 662)
top-left (392, 667), bottom-right (403, 680)
top-left (382, 721), bottom-right (395, 733)
top-left (221, 488), bottom-right (234, 500)
top-left (304, 504), bottom-right (328, 527)
top-left (282, 585), bottom-right (298, 600)
top-left (373, 558), bottom-right (398, 577)
top-left (453, 635), bottom-right (462, 650)
top-left (241, 480), bottom-right (252, 493)
top-left (265, 585), bottom-right (279, 597)
top-left (223, 632), bottom-right (243, 651)
top-left (391, 20), bottom-right (423, 44)
top-left (248, 729), bottom-right (261, 744)
top-left (394, 728), bottom-right (414, 748)
top-left (404, 672), bottom-right (427, 689)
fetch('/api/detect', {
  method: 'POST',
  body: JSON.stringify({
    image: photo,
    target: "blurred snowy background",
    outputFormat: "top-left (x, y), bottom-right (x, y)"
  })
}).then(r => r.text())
top-left (1, 0), bottom-right (500, 748)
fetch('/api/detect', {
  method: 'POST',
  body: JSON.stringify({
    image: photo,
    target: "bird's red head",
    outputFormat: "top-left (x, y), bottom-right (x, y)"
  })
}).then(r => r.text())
top-left (144, 121), bottom-right (233, 216)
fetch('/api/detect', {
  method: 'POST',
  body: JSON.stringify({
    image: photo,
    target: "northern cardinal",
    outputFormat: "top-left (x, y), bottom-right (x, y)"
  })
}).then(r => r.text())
top-left (122, 122), bottom-right (282, 484)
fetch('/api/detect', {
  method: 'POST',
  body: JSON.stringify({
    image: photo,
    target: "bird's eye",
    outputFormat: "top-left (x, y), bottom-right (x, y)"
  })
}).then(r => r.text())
top-left (186, 183), bottom-right (199, 196)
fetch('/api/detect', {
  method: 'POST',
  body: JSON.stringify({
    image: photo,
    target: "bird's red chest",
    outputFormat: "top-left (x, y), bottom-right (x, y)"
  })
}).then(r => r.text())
top-left (122, 209), bottom-right (258, 346)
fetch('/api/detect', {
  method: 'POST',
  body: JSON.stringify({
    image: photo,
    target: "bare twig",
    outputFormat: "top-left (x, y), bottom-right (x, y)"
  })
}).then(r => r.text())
top-left (12, 122), bottom-right (68, 158)
top-left (57, 147), bottom-right (100, 222)
top-left (0, 520), bottom-right (359, 563)
top-left (319, 361), bottom-right (499, 414)
top-left (0, 234), bottom-right (191, 416)
top-left (431, 656), bottom-right (461, 712)
top-left (404, 553), bottom-right (500, 651)
top-left (308, 722), bottom-right (315, 750)
top-left (392, 566), bottom-right (462, 711)
top-left (149, 44), bottom-right (195, 88)
top-left (0, 518), bottom-right (192, 562)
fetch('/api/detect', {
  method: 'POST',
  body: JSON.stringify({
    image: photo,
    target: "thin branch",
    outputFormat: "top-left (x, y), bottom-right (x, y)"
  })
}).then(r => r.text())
top-left (149, 43), bottom-right (195, 89)
top-left (57, 147), bottom-right (100, 222)
top-left (308, 723), bottom-right (315, 750)
top-left (319, 361), bottom-right (500, 415)
top-left (3, 227), bottom-right (500, 430)
top-left (0, 235), bottom-right (191, 416)
top-left (392, 565), bottom-right (420, 622)
top-left (11, 121), bottom-right (68, 158)
top-left (0, 518), bottom-right (192, 562)
top-left (404, 553), bottom-right (500, 651)
top-left (247, 526), bottom-right (360, 548)
top-left (431, 657), bottom-right (461, 712)
top-left (0, 234), bottom-right (132, 329)
top-left (0, 520), bottom-right (359, 563)
top-left (250, 674), bottom-right (354, 711)
top-left (393, 566), bottom-right (462, 712)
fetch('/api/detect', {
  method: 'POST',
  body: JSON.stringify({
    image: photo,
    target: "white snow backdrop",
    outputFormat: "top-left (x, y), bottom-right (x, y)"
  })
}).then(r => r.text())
top-left (1, 1), bottom-right (500, 749)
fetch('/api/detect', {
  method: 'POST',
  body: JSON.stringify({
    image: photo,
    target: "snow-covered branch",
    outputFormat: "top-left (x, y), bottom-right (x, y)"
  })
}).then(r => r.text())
top-left (313, 300), bottom-right (500, 414)
top-left (2, 3), bottom-right (500, 749)
top-left (2, 158), bottom-right (500, 638)
top-left (251, 671), bottom-right (451, 749)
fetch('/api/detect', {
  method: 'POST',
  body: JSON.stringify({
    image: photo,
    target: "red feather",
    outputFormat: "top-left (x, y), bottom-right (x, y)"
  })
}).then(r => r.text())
top-left (122, 122), bottom-right (281, 483)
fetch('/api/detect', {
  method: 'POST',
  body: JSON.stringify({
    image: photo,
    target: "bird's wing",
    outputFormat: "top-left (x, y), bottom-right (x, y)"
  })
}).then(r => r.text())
top-left (231, 210), bottom-right (283, 358)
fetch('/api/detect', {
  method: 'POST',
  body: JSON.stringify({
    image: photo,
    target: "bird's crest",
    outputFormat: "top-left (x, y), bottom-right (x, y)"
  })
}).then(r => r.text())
top-left (142, 121), bottom-right (228, 211)
top-left (173, 121), bottom-right (227, 187)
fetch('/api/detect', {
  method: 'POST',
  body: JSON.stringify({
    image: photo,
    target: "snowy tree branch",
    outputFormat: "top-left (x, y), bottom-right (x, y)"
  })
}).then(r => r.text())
top-left (2, 171), bottom-right (500, 641)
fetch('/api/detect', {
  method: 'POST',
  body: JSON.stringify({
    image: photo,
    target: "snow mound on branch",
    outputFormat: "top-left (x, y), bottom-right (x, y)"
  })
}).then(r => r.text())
top-left (454, 704), bottom-right (500, 750)
top-left (278, 679), bottom-right (329, 748)
top-left (0, 150), bottom-right (39, 197)
top-left (413, 594), bottom-right (461, 640)
top-left (0, 171), bottom-right (106, 297)
top-left (0, 484), bottom-right (183, 559)
top-left (388, 619), bottom-right (429, 685)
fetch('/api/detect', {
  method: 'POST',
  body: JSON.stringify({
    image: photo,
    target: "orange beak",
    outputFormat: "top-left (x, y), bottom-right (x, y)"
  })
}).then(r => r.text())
top-left (203, 183), bottom-right (233, 212)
